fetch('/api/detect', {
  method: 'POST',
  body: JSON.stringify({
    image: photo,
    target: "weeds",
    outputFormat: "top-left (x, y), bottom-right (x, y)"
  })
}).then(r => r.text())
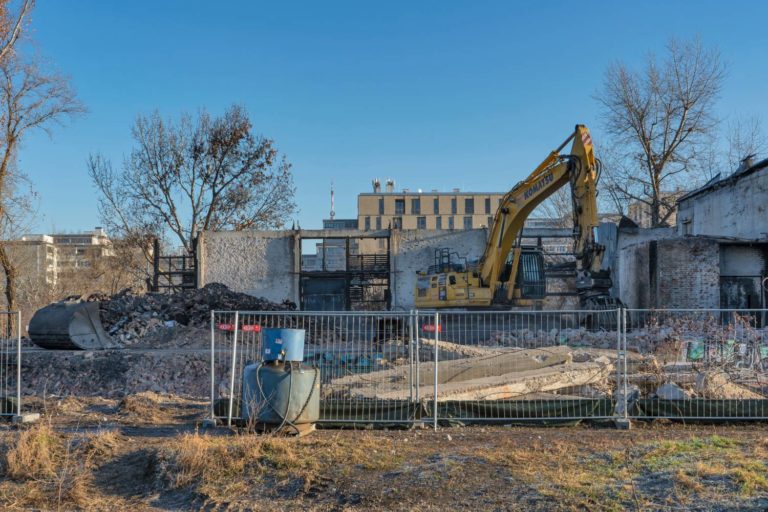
top-left (0, 423), bottom-right (109, 510)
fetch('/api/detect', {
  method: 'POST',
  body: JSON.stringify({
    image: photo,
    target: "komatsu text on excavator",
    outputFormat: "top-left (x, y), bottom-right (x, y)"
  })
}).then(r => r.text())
top-left (414, 125), bottom-right (618, 310)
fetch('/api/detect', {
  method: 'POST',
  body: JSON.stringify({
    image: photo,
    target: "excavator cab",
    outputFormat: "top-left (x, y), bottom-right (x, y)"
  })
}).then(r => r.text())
top-left (493, 247), bottom-right (546, 304)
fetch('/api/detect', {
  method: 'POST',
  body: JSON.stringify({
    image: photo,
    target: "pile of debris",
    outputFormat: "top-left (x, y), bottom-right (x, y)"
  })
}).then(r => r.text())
top-left (89, 283), bottom-right (294, 344)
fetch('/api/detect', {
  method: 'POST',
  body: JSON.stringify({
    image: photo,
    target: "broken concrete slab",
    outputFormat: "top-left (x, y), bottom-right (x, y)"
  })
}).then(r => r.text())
top-left (339, 361), bottom-right (613, 401)
top-left (655, 382), bottom-right (691, 400)
top-left (694, 371), bottom-right (765, 400)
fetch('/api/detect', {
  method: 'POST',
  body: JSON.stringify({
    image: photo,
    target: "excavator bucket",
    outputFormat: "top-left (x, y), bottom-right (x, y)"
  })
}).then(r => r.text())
top-left (28, 299), bottom-right (117, 350)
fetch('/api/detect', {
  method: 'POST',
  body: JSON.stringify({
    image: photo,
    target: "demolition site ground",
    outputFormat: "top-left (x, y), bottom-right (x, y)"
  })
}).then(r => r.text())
top-left (0, 394), bottom-right (765, 511)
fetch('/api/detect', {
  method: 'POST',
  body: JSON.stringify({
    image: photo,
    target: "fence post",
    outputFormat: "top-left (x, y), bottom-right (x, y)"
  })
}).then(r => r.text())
top-left (622, 308), bottom-right (629, 422)
top-left (433, 311), bottom-right (439, 431)
top-left (16, 311), bottom-right (20, 417)
top-left (613, 307), bottom-right (631, 429)
top-left (408, 310), bottom-right (414, 404)
top-left (227, 311), bottom-right (240, 427)
top-left (210, 310), bottom-right (216, 420)
top-left (415, 310), bottom-right (420, 406)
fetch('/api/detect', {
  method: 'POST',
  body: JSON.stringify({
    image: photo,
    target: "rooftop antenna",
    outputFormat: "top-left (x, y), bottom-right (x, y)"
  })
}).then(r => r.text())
top-left (330, 181), bottom-right (336, 220)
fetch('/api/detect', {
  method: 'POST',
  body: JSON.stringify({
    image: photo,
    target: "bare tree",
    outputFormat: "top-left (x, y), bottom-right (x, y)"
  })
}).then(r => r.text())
top-left (0, 57), bottom-right (84, 312)
top-left (532, 188), bottom-right (572, 227)
top-left (726, 115), bottom-right (767, 170)
top-left (0, 0), bottom-right (32, 64)
top-left (88, 105), bottom-right (296, 258)
top-left (596, 38), bottom-right (725, 227)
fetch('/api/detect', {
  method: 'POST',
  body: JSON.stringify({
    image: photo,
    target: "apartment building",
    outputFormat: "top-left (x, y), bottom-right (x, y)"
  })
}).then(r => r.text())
top-left (358, 180), bottom-right (504, 231)
top-left (11, 227), bottom-right (114, 287)
top-left (627, 190), bottom-right (685, 228)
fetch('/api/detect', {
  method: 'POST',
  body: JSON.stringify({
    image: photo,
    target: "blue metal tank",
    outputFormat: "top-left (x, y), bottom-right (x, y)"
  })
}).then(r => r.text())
top-left (242, 362), bottom-right (320, 431)
top-left (262, 328), bottom-right (305, 362)
top-left (241, 328), bottom-right (320, 433)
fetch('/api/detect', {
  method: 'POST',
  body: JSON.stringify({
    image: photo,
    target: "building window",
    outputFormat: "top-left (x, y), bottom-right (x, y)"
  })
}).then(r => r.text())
top-left (364, 216), bottom-right (370, 231)
top-left (378, 197), bottom-right (384, 214)
top-left (451, 197), bottom-right (457, 214)
top-left (392, 217), bottom-right (402, 229)
top-left (487, 216), bottom-right (493, 227)
top-left (433, 197), bottom-right (439, 214)
top-left (378, 238), bottom-right (385, 250)
top-left (485, 197), bottom-right (491, 214)
top-left (376, 216), bottom-right (382, 230)
top-left (448, 216), bottom-right (454, 230)
top-left (411, 198), bottom-right (421, 214)
top-left (463, 216), bottom-right (472, 229)
top-left (436, 216), bottom-right (442, 229)
top-left (465, 198), bottom-right (474, 214)
top-left (417, 216), bottom-right (426, 229)
top-left (395, 199), bottom-right (405, 215)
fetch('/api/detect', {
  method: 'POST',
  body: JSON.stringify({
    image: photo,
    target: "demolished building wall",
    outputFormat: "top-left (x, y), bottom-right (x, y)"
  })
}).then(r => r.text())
top-left (677, 159), bottom-right (768, 240)
top-left (197, 230), bottom-right (299, 304)
top-left (615, 228), bottom-right (720, 309)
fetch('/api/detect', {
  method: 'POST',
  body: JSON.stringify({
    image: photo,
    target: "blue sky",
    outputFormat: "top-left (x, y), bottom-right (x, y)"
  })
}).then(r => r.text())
top-left (17, 0), bottom-right (768, 234)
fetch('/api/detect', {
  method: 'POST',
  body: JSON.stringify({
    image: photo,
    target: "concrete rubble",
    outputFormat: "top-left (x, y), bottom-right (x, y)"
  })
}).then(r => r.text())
top-left (89, 283), bottom-right (294, 346)
top-left (327, 345), bottom-right (617, 401)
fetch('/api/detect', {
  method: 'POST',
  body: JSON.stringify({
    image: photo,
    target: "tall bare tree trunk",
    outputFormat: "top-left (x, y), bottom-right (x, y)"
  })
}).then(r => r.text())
top-left (0, 243), bottom-right (16, 310)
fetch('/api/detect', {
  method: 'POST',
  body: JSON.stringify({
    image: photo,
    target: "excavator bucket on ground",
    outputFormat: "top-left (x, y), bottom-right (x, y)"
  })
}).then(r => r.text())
top-left (28, 299), bottom-right (117, 350)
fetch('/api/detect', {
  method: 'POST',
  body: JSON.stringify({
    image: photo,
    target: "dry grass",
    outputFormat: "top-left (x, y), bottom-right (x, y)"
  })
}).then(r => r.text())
top-left (157, 432), bottom-right (321, 501)
top-left (0, 425), bottom-right (127, 511)
top-left (471, 434), bottom-right (768, 511)
top-left (5, 423), bottom-right (63, 481)
top-left (117, 390), bottom-right (170, 423)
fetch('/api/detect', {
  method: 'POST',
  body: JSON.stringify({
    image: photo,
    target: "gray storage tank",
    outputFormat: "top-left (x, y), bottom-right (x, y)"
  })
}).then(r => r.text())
top-left (242, 328), bottom-right (320, 435)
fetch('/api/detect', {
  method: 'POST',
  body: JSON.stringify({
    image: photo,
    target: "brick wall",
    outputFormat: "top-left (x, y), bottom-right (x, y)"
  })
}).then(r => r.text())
top-left (655, 237), bottom-right (720, 309)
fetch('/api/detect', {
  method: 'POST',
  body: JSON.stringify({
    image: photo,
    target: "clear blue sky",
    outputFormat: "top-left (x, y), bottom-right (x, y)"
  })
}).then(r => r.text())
top-left (17, 0), bottom-right (768, 234)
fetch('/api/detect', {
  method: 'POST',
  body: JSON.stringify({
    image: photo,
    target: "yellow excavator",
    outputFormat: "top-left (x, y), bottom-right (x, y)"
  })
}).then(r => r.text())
top-left (415, 124), bottom-right (617, 310)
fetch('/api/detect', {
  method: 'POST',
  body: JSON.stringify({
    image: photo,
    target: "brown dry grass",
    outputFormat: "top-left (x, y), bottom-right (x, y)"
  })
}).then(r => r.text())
top-left (117, 390), bottom-right (170, 423)
top-left (473, 433), bottom-right (768, 511)
top-left (0, 425), bottom-right (127, 511)
top-left (157, 432), bottom-right (320, 501)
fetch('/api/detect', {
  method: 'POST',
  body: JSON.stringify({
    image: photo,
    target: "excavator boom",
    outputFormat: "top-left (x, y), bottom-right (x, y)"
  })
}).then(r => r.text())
top-left (415, 124), bottom-right (616, 309)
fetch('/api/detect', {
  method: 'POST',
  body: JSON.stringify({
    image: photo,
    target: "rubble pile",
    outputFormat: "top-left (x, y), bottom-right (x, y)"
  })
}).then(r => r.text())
top-left (90, 283), bottom-right (294, 344)
top-left (20, 350), bottom-right (221, 398)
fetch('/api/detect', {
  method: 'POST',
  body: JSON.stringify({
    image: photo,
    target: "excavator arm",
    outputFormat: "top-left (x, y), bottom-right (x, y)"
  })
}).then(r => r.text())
top-left (414, 124), bottom-right (616, 310)
top-left (480, 125), bottom-right (605, 303)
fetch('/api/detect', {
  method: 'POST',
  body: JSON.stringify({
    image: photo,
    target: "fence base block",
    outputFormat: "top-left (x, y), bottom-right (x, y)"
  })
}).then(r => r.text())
top-left (200, 418), bottom-right (218, 429)
top-left (12, 413), bottom-right (39, 424)
top-left (613, 418), bottom-right (632, 430)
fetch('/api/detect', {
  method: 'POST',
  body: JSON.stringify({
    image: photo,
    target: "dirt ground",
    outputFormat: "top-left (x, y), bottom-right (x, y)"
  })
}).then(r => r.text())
top-left (0, 395), bottom-right (766, 511)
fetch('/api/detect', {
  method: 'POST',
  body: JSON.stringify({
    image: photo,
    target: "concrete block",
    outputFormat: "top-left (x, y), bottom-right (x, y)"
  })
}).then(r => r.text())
top-left (12, 413), bottom-right (40, 424)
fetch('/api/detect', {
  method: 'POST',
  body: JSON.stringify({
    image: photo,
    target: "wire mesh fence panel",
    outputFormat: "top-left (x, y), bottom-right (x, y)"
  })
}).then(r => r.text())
top-left (624, 309), bottom-right (768, 419)
top-left (0, 312), bottom-right (21, 417)
top-left (211, 310), bottom-right (420, 426)
top-left (425, 309), bottom-right (622, 424)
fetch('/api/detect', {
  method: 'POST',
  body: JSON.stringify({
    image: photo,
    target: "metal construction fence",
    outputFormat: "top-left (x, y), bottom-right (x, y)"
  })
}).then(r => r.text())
top-left (0, 312), bottom-right (21, 419)
top-left (210, 308), bottom-right (768, 428)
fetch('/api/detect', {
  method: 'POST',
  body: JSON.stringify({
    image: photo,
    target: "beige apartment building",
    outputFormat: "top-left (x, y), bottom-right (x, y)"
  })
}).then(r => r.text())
top-left (627, 190), bottom-right (684, 228)
top-left (358, 182), bottom-right (504, 231)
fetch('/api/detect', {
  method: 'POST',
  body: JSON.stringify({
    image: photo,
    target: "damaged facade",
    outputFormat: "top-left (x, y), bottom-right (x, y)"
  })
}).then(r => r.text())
top-left (612, 158), bottom-right (768, 313)
top-left (196, 226), bottom-right (570, 311)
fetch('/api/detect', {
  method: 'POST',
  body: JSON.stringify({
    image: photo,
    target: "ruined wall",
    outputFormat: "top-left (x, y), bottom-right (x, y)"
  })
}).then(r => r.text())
top-left (656, 237), bottom-right (720, 309)
top-left (198, 230), bottom-right (299, 304)
top-left (390, 229), bottom-right (488, 310)
top-left (615, 228), bottom-right (676, 308)
top-left (677, 167), bottom-right (768, 240)
top-left (616, 229), bottom-right (719, 309)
